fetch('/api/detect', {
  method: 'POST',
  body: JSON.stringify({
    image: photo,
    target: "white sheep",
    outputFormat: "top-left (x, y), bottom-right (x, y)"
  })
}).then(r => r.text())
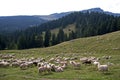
top-left (49, 58), bottom-right (55, 62)
top-left (55, 66), bottom-right (63, 72)
top-left (0, 61), bottom-right (10, 67)
top-left (38, 65), bottom-right (45, 74)
top-left (61, 63), bottom-right (67, 69)
top-left (97, 62), bottom-right (108, 71)
top-left (93, 61), bottom-right (99, 66)
top-left (70, 61), bottom-right (80, 68)
top-left (51, 64), bottom-right (63, 72)
top-left (11, 62), bottom-right (20, 67)
top-left (20, 63), bottom-right (28, 70)
top-left (44, 64), bottom-right (52, 73)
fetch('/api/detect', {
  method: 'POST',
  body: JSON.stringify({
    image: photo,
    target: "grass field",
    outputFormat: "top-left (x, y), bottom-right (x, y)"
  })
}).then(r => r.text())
top-left (51, 24), bottom-right (75, 35)
top-left (0, 31), bottom-right (120, 80)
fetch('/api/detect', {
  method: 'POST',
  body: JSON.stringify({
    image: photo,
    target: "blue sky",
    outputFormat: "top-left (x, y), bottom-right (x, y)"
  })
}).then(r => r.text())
top-left (0, 0), bottom-right (120, 16)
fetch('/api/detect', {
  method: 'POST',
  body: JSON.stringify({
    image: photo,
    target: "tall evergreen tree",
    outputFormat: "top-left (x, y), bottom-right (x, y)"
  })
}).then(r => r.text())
top-left (44, 30), bottom-right (51, 47)
top-left (35, 34), bottom-right (44, 47)
top-left (57, 28), bottom-right (65, 43)
top-left (17, 35), bottom-right (27, 49)
top-left (0, 35), bottom-right (6, 50)
top-left (51, 33), bottom-right (57, 45)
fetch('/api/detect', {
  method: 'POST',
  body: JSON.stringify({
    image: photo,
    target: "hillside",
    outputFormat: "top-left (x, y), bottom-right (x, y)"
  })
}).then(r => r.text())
top-left (0, 31), bottom-right (120, 80)
top-left (51, 24), bottom-right (76, 35)
top-left (0, 10), bottom-right (120, 50)
top-left (0, 7), bottom-right (120, 34)
top-left (0, 12), bottom-right (71, 33)
top-left (1, 30), bottom-right (119, 54)
top-left (0, 16), bottom-right (46, 33)
top-left (39, 12), bottom-right (72, 20)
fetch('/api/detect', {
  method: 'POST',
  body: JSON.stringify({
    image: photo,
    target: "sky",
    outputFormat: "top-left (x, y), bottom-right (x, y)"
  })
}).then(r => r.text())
top-left (0, 0), bottom-right (120, 16)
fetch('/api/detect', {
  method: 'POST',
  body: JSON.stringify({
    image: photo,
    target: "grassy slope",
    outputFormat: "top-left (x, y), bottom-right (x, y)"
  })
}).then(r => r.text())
top-left (0, 31), bottom-right (120, 80)
top-left (51, 24), bottom-right (75, 35)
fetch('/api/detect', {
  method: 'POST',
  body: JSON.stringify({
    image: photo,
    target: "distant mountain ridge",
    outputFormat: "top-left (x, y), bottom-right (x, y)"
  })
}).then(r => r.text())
top-left (81, 8), bottom-right (120, 16)
top-left (0, 7), bottom-right (120, 33)
top-left (38, 12), bottom-right (72, 20)
top-left (0, 12), bottom-right (72, 33)
top-left (0, 16), bottom-right (47, 32)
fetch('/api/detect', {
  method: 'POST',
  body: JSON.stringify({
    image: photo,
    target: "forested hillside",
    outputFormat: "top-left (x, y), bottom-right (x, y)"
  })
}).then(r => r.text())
top-left (0, 16), bottom-right (47, 33)
top-left (0, 11), bottom-right (120, 50)
top-left (0, 12), bottom-right (71, 33)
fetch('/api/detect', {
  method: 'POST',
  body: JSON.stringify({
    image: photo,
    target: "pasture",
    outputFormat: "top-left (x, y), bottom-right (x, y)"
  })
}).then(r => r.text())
top-left (0, 31), bottom-right (120, 80)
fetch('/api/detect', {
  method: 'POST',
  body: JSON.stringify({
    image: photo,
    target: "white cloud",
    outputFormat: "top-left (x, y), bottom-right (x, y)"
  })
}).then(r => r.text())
top-left (0, 0), bottom-right (120, 16)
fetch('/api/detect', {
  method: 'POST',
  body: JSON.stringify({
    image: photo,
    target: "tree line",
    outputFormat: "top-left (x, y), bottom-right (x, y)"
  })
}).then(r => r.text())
top-left (0, 12), bottom-right (120, 50)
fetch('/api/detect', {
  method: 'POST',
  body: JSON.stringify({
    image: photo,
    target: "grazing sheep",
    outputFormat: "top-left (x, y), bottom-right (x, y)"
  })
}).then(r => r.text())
top-left (70, 61), bottom-right (80, 68)
top-left (97, 62), bottom-right (108, 71)
top-left (44, 64), bottom-right (52, 73)
top-left (51, 64), bottom-right (63, 72)
top-left (59, 61), bottom-right (68, 65)
top-left (54, 66), bottom-right (63, 72)
top-left (80, 57), bottom-right (92, 64)
top-left (0, 61), bottom-right (10, 67)
top-left (61, 63), bottom-right (67, 69)
top-left (38, 66), bottom-right (45, 74)
top-left (63, 57), bottom-right (70, 61)
top-left (49, 58), bottom-right (55, 63)
top-left (80, 57), bottom-right (88, 63)
top-left (50, 64), bottom-right (56, 72)
top-left (93, 61), bottom-right (99, 66)
top-left (38, 62), bottom-right (52, 74)
top-left (26, 62), bottom-right (34, 68)
top-left (102, 56), bottom-right (111, 59)
top-left (70, 57), bottom-right (78, 60)
top-left (11, 62), bottom-right (20, 67)
top-left (20, 63), bottom-right (28, 70)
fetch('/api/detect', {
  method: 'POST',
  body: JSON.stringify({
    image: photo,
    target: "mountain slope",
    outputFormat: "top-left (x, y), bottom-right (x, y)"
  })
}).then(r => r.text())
top-left (0, 7), bottom-right (120, 33)
top-left (48, 30), bottom-right (120, 54)
top-left (81, 7), bottom-right (120, 16)
top-left (0, 31), bottom-right (120, 80)
top-left (0, 12), bottom-right (72, 33)
top-left (0, 16), bottom-right (47, 32)
top-left (1, 10), bottom-right (119, 50)
top-left (39, 12), bottom-right (72, 20)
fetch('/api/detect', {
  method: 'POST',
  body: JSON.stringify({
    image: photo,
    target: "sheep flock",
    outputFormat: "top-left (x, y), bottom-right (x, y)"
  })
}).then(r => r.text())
top-left (0, 53), bottom-right (114, 75)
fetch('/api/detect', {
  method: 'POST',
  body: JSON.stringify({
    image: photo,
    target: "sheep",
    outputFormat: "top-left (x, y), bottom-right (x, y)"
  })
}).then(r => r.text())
top-left (70, 57), bottom-right (78, 60)
top-left (61, 63), bottom-right (67, 69)
top-left (70, 61), bottom-right (81, 68)
top-left (93, 61), bottom-right (99, 66)
top-left (38, 65), bottom-right (46, 74)
top-left (20, 63), bottom-right (28, 70)
top-left (50, 64), bottom-right (63, 72)
top-left (59, 61), bottom-right (68, 65)
top-left (63, 57), bottom-right (70, 61)
top-left (102, 56), bottom-right (111, 59)
top-left (44, 63), bottom-right (52, 73)
top-left (38, 62), bottom-right (52, 74)
top-left (50, 64), bottom-right (56, 72)
top-left (55, 67), bottom-right (63, 72)
top-left (97, 62), bottom-right (108, 71)
top-left (26, 62), bottom-right (33, 68)
top-left (54, 66), bottom-right (63, 72)
top-left (49, 58), bottom-right (55, 63)
top-left (0, 61), bottom-right (10, 67)
top-left (11, 62), bottom-right (20, 67)
top-left (80, 57), bottom-right (92, 64)
top-left (80, 57), bottom-right (88, 63)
